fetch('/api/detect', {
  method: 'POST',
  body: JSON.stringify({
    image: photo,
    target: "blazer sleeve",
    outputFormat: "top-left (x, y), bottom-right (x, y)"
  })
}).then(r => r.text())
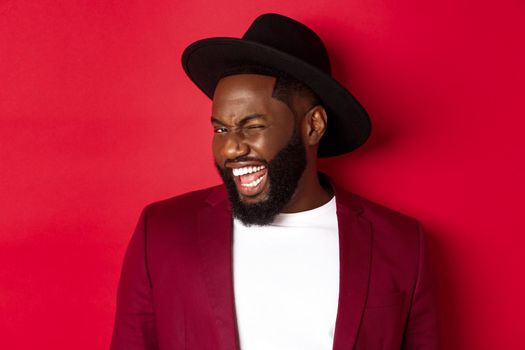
top-left (111, 207), bottom-right (159, 350)
top-left (403, 223), bottom-right (440, 349)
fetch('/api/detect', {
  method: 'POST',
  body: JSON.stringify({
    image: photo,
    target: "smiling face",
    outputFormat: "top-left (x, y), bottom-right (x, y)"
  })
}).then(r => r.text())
top-left (212, 74), bottom-right (308, 225)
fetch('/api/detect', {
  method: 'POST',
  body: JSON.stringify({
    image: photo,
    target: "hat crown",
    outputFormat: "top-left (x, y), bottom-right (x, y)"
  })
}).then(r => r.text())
top-left (241, 14), bottom-right (331, 75)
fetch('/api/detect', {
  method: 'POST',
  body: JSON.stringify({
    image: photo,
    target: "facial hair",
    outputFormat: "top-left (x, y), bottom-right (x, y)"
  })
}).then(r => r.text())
top-left (215, 127), bottom-right (307, 226)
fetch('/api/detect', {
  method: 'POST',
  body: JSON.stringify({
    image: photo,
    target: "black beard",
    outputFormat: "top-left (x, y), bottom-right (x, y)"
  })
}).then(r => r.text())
top-left (215, 128), bottom-right (307, 226)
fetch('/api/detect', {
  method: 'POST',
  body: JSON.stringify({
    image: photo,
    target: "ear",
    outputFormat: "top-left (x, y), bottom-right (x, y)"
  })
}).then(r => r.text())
top-left (303, 105), bottom-right (327, 146)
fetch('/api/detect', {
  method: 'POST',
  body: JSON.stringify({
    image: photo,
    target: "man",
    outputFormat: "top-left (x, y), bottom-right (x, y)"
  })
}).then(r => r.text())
top-left (111, 13), bottom-right (438, 350)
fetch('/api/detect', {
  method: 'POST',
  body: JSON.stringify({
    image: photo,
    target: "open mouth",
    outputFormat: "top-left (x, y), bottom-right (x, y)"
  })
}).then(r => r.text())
top-left (231, 164), bottom-right (268, 198)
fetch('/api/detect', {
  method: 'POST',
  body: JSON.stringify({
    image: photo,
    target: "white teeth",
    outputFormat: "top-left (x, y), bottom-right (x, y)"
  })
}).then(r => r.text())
top-left (232, 165), bottom-right (266, 177)
top-left (241, 175), bottom-right (265, 187)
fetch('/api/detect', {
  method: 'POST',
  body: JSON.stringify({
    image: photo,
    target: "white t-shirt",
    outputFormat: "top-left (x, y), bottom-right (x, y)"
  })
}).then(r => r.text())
top-left (233, 196), bottom-right (340, 350)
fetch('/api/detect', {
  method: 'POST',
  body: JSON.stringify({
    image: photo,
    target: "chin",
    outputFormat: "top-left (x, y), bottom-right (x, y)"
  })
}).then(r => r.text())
top-left (237, 186), bottom-right (271, 204)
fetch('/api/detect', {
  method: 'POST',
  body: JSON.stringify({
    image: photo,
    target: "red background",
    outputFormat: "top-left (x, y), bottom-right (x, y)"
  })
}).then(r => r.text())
top-left (1, 1), bottom-right (524, 348)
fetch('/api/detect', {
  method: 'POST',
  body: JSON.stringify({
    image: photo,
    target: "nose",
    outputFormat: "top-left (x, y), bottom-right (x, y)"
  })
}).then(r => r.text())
top-left (222, 131), bottom-right (250, 160)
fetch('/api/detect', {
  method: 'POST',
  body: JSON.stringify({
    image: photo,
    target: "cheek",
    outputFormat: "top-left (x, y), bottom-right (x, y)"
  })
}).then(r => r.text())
top-left (251, 128), bottom-right (291, 156)
top-left (241, 133), bottom-right (276, 159)
top-left (245, 133), bottom-right (266, 150)
top-left (211, 137), bottom-right (225, 162)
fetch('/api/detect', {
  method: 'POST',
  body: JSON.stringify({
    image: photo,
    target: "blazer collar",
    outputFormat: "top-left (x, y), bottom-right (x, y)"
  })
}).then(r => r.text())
top-left (198, 182), bottom-right (372, 350)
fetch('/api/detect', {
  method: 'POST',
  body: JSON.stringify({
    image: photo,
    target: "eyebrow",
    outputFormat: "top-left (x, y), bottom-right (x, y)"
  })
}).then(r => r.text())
top-left (211, 113), bottom-right (265, 126)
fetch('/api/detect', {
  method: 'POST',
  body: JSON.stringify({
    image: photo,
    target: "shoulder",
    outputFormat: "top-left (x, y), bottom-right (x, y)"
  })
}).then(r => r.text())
top-left (132, 184), bottom-right (228, 248)
top-left (336, 189), bottom-right (428, 291)
top-left (142, 184), bottom-right (227, 221)
top-left (352, 192), bottom-right (420, 231)
top-left (336, 188), bottom-right (423, 247)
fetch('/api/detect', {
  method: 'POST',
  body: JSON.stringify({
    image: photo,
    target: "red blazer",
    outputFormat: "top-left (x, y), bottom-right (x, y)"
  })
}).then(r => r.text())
top-left (111, 183), bottom-right (439, 349)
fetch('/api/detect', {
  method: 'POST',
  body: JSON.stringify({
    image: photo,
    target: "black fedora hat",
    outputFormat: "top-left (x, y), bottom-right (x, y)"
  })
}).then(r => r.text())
top-left (181, 13), bottom-right (371, 157)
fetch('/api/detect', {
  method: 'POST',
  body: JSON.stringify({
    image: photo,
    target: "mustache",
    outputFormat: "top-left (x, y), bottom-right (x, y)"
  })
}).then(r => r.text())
top-left (223, 156), bottom-right (269, 167)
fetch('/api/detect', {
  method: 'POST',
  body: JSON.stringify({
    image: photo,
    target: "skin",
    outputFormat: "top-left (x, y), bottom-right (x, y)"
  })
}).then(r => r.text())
top-left (211, 74), bottom-right (333, 213)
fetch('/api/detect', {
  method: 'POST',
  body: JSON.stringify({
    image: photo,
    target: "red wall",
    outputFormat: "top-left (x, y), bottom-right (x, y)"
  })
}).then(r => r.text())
top-left (1, 1), bottom-right (524, 348)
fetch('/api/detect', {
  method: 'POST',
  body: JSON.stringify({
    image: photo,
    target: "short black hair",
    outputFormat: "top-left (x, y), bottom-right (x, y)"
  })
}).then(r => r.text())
top-left (217, 65), bottom-right (321, 117)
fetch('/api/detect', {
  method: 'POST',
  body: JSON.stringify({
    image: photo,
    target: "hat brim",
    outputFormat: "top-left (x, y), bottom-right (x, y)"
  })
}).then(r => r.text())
top-left (182, 37), bottom-right (371, 157)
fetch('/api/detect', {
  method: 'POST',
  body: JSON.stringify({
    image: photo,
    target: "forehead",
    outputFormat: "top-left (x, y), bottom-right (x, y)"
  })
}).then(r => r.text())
top-left (213, 73), bottom-right (274, 106)
top-left (215, 73), bottom-right (276, 95)
top-left (211, 74), bottom-right (282, 119)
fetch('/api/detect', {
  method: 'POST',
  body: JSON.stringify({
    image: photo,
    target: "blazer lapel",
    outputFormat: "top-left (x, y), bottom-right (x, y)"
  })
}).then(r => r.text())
top-left (332, 189), bottom-right (373, 349)
top-left (197, 187), bottom-right (240, 350)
